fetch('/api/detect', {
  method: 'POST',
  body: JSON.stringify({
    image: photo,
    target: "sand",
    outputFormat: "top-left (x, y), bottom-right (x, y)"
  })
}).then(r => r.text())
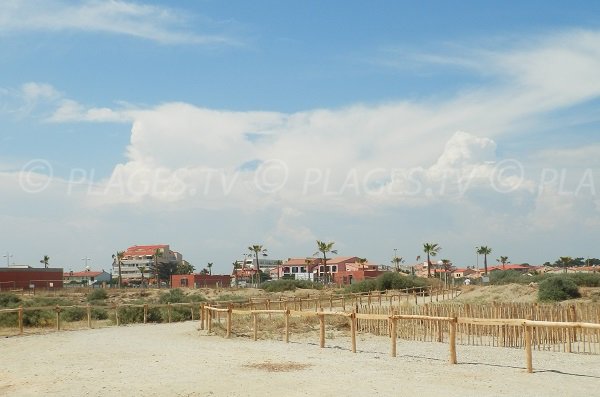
top-left (1, 321), bottom-right (598, 397)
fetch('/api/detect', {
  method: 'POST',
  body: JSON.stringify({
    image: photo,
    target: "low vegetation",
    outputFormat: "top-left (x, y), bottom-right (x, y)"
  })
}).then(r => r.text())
top-left (260, 279), bottom-right (323, 293)
top-left (538, 277), bottom-right (581, 302)
top-left (345, 273), bottom-right (427, 293)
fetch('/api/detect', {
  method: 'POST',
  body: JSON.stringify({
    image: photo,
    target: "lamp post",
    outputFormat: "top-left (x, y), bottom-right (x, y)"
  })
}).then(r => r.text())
top-left (3, 252), bottom-right (13, 267)
top-left (81, 257), bottom-right (92, 270)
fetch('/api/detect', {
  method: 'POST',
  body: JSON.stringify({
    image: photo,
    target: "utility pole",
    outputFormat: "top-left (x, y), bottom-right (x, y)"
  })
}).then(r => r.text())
top-left (3, 252), bottom-right (13, 266)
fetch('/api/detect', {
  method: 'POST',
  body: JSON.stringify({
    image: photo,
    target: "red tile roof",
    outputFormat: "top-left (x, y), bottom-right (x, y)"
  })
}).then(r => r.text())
top-left (64, 271), bottom-right (103, 277)
top-left (123, 245), bottom-right (168, 257)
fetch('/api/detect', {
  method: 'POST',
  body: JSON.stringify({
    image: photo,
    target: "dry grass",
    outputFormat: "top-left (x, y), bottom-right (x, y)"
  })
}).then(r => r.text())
top-left (242, 361), bottom-right (312, 372)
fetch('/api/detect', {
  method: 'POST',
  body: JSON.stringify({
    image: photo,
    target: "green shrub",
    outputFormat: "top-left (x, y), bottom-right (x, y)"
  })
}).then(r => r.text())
top-left (376, 273), bottom-right (427, 291)
top-left (87, 289), bottom-right (108, 302)
top-left (0, 293), bottom-right (21, 307)
top-left (159, 289), bottom-right (187, 304)
top-left (62, 307), bottom-right (86, 322)
top-left (489, 270), bottom-right (527, 285)
top-left (347, 273), bottom-right (427, 293)
top-left (22, 309), bottom-right (54, 327)
top-left (91, 307), bottom-right (109, 320)
top-left (565, 273), bottom-right (600, 287)
top-left (538, 277), bottom-right (581, 301)
top-left (261, 280), bottom-right (323, 293)
top-left (346, 279), bottom-right (377, 293)
top-left (0, 312), bottom-right (18, 327)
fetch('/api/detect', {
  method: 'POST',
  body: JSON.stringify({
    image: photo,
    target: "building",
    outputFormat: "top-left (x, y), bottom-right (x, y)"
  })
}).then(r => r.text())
top-left (0, 266), bottom-right (64, 290)
top-left (113, 244), bottom-right (185, 285)
top-left (171, 274), bottom-right (231, 289)
top-left (270, 256), bottom-right (388, 285)
top-left (64, 269), bottom-right (111, 286)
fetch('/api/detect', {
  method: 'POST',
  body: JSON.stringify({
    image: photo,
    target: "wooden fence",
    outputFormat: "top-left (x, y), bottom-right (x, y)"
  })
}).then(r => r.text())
top-left (202, 303), bottom-right (600, 373)
top-left (354, 302), bottom-right (600, 354)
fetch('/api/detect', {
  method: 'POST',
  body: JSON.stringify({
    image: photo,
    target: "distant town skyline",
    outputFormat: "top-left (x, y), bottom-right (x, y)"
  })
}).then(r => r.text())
top-left (1, 1), bottom-right (599, 273)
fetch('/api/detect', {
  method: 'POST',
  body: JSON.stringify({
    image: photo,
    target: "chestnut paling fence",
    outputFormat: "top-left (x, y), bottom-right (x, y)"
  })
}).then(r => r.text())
top-left (203, 301), bottom-right (600, 374)
top-left (2, 288), bottom-right (600, 373)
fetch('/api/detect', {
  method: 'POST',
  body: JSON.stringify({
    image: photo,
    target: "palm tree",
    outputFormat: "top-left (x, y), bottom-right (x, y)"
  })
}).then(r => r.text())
top-left (138, 265), bottom-right (147, 288)
top-left (112, 251), bottom-right (124, 288)
top-left (357, 257), bottom-right (368, 271)
top-left (207, 262), bottom-right (213, 275)
top-left (423, 243), bottom-right (441, 278)
top-left (441, 259), bottom-right (452, 286)
top-left (248, 245), bottom-right (268, 286)
top-left (153, 248), bottom-right (163, 288)
top-left (304, 258), bottom-right (314, 280)
top-left (314, 241), bottom-right (338, 284)
top-left (477, 246), bottom-right (492, 275)
top-left (391, 256), bottom-right (404, 272)
top-left (497, 256), bottom-right (509, 270)
top-left (40, 255), bottom-right (50, 269)
top-left (274, 260), bottom-right (283, 280)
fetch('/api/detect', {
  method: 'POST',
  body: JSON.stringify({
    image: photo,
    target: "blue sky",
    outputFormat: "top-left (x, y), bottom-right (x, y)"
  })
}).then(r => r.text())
top-left (1, 1), bottom-right (600, 273)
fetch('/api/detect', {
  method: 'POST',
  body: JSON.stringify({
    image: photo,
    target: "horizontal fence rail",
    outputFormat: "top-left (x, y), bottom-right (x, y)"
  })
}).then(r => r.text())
top-left (203, 303), bottom-right (600, 374)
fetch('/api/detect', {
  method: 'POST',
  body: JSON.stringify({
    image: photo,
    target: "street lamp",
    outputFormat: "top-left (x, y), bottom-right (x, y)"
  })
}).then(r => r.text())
top-left (3, 252), bottom-right (13, 267)
top-left (82, 257), bottom-right (92, 268)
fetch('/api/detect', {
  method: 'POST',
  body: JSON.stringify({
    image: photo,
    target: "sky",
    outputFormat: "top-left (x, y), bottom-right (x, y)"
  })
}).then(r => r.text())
top-left (1, 0), bottom-right (600, 274)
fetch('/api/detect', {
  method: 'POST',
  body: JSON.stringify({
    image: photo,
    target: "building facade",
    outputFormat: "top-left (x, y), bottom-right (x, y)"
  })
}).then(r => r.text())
top-left (113, 244), bottom-right (185, 284)
top-left (0, 267), bottom-right (64, 290)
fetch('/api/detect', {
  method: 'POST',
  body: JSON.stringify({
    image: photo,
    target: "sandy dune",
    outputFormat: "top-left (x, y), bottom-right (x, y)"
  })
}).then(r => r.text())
top-left (1, 321), bottom-right (598, 396)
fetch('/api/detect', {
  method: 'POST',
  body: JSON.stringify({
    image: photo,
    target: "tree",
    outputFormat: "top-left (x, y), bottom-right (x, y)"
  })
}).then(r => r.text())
top-left (207, 262), bottom-right (213, 275)
top-left (304, 258), bottom-right (314, 280)
top-left (391, 256), bottom-right (404, 272)
top-left (40, 255), bottom-right (50, 269)
top-left (176, 261), bottom-right (195, 275)
top-left (476, 246), bottom-right (492, 275)
top-left (275, 260), bottom-right (283, 280)
top-left (138, 265), bottom-right (147, 288)
top-left (112, 251), bottom-right (124, 288)
top-left (248, 245), bottom-right (268, 286)
top-left (423, 243), bottom-right (441, 278)
top-left (153, 248), bottom-right (163, 288)
top-left (314, 241), bottom-right (337, 284)
top-left (441, 259), bottom-right (452, 286)
top-left (497, 256), bottom-right (509, 270)
top-left (556, 256), bottom-right (574, 273)
top-left (357, 258), bottom-right (368, 271)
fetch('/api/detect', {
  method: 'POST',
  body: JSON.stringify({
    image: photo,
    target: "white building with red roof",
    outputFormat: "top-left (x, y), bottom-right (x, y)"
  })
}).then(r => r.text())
top-left (113, 244), bottom-right (184, 284)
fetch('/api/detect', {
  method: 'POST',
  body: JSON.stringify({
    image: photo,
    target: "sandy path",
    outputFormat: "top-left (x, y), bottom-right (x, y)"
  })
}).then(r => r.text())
top-left (1, 321), bottom-right (598, 397)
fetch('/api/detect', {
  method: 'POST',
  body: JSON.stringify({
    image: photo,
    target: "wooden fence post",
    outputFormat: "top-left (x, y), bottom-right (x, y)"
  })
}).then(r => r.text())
top-left (253, 313), bottom-right (258, 341)
top-left (319, 308), bottom-right (325, 348)
top-left (226, 305), bottom-right (232, 338)
top-left (390, 317), bottom-right (397, 357)
top-left (87, 304), bottom-right (92, 328)
top-left (524, 318), bottom-right (533, 373)
top-left (200, 304), bottom-right (204, 330)
top-left (285, 308), bottom-right (290, 343)
top-left (207, 308), bottom-right (212, 333)
top-left (18, 306), bottom-right (23, 335)
top-left (167, 303), bottom-right (172, 323)
top-left (115, 304), bottom-right (119, 326)
top-left (143, 304), bottom-right (148, 324)
top-left (190, 304), bottom-right (194, 321)
top-left (449, 315), bottom-right (457, 364)
top-left (55, 306), bottom-right (61, 331)
top-left (350, 311), bottom-right (357, 353)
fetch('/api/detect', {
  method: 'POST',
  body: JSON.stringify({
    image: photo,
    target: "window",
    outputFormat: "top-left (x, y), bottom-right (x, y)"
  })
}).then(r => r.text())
top-left (292, 267), bottom-right (298, 273)
top-left (180, 278), bottom-right (188, 287)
